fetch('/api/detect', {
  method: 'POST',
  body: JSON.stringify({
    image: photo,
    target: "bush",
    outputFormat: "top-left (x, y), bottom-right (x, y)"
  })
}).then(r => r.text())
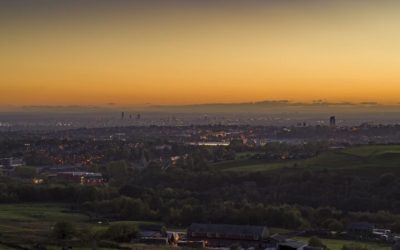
top-left (308, 236), bottom-right (325, 249)
top-left (322, 218), bottom-right (344, 231)
top-left (342, 244), bottom-right (372, 250)
top-left (230, 243), bottom-right (242, 250)
top-left (53, 221), bottom-right (76, 240)
top-left (104, 222), bottom-right (139, 242)
top-left (14, 166), bottom-right (37, 179)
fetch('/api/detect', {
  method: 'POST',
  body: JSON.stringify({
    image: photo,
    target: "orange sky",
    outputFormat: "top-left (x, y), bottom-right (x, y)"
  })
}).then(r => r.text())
top-left (1, 1), bottom-right (400, 106)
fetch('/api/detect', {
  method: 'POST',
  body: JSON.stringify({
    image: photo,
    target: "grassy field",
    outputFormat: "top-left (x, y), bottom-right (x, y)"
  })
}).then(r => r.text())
top-left (0, 203), bottom-right (132, 249)
top-left (343, 145), bottom-right (400, 158)
top-left (0, 204), bottom-right (394, 250)
top-left (0, 203), bottom-right (170, 249)
top-left (0, 203), bottom-right (90, 243)
top-left (221, 160), bottom-right (297, 172)
top-left (216, 144), bottom-right (400, 173)
top-left (295, 237), bottom-right (391, 250)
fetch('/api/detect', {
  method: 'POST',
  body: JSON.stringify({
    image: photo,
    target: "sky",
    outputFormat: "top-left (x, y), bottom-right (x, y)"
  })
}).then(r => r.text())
top-left (1, 0), bottom-right (400, 107)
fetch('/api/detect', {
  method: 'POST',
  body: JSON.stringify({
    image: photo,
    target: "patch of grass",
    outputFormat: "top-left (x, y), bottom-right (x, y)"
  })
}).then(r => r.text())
top-left (295, 237), bottom-right (391, 250)
top-left (44, 247), bottom-right (114, 250)
top-left (0, 203), bottom-right (89, 245)
top-left (235, 151), bottom-right (264, 160)
top-left (223, 160), bottom-right (297, 172)
top-left (214, 158), bottom-right (267, 169)
top-left (217, 145), bottom-right (400, 173)
top-left (121, 243), bottom-right (176, 250)
top-left (0, 203), bottom-right (164, 248)
top-left (343, 145), bottom-right (400, 158)
top-left (0, 203), bottom-right (87, 223)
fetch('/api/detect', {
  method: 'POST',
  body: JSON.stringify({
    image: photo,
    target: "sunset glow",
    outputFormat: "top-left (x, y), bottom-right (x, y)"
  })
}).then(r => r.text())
top-left (1, 1), bottom-right (400, 106)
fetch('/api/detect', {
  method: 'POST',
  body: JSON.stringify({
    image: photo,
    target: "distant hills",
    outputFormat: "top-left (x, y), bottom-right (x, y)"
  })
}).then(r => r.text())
top-left (218, 145), bottom-right (400, 176)
top-left (149, 100), bottom-right (398, 114)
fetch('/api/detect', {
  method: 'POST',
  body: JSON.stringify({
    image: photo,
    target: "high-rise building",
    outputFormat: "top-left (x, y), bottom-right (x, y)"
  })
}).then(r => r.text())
top-left (330, 116), bottom-right (336, 126)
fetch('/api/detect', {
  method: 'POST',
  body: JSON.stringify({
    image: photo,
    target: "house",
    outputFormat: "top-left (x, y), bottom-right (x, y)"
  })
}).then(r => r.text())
top-left (137, 224), bottom-right (168, 245)
top-left (304, 246), bottom-right (325, 250)
top-left (0, 158), bottom-right (25, 169)
top-left (49, 171), bottom-right (106, 185)
top-left (372, 228), bottom-right (392, 241)
top-left (0, 158), bottom-right (25, 175)
top-left (177, 240), bottom-right (206, 248)
top-left (265, 234), bottom-right (289, 250)
top-left (347, 222), bottom-right (375, 238)
top-left (187, 223), bottom-right (269, 249)
top-left (137, 224), bottom-right (167, 241)
top-left (278, 240), bottom-right (307, 250)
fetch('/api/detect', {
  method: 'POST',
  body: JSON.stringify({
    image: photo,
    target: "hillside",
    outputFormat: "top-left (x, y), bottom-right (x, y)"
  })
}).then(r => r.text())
top-left (217, 145), bottom-right (400, 175)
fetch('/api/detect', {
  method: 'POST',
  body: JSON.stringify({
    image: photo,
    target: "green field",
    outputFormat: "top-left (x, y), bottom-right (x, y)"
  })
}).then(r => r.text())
top-left (0, 203), bottom-right (89, 243)
top-left (0, 203), bottom-right (160, 249)
top-left (216, 145), bottom-right (400, 173)
top-left (295, 237), bottom-right (391, 250)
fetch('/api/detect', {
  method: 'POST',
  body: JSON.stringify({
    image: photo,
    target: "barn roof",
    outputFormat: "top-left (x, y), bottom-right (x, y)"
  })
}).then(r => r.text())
top-left (269, 234), bottom-right (288, 242)
top-left (188, 223), bottom-right (267, 236)
top-left (279, 240), bottom-right (307, 249)
top-left (348, 222), bottom-right (375, 230)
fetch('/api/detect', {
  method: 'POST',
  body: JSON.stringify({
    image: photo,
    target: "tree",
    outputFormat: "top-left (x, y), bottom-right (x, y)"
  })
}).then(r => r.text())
top-left (78, 227), bottom-right (102, 250)
top-left (230, 243), bottom-right (242, 250)
top-left (378, 173), bottom-right (396, 186)
top-left (308, 236), bottom-right (326, 249)
top-left (104, 222), bottom-right (138, 242)
top-left (14, 166), bottom-right (37, 179)
top-left (53, 221), bottom-right (76, 240)
top-left (323, 218), bottom-right (344, 232)
top-left (342, 244), bottom-right (371, 250)
top-left (106, 161), bottom-right (129, 185)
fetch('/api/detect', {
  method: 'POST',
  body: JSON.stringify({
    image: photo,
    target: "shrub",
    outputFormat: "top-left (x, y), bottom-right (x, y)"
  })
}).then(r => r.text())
top-left (103, 222), bottom-right (139, 242)
top-left (53, 221), bottom-right (76, 240)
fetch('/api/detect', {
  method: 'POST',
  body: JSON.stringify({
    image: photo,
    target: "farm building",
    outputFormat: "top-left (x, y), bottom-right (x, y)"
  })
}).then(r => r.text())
top-left (347, 222), bottom-right (375, 238)
top-left (265, 234), bottom-right (289, 250)
top-left (187, 223), bottom-right (269, 249)
top-left (278, 240), bottom-right (307, 250)
top-left (49, 171), bottom-right (106, 185)
top-left (304, 246), bottom-right (324, 250)
top-left (137, 224), bottom-right (165, 238)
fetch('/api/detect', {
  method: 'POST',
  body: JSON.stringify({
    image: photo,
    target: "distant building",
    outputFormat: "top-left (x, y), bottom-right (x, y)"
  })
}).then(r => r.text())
top-left (177, 241), bottom-right (205, 248)
top-left (138, 224), bottom-right (165, 238)
top-left (49, 171), bottom-right (106, 185)
top-left (329, 116), bottom-right (336, 126)
top-left (265, 234), bottom-right (289, 250)
top-left (393, 239), bottom-right (400, 250)
top-left (188, 142), bottom-right (230, 146)
top-left (0, 158), bottom-right (25, 169)
top-left (278, 240), bottom-right (307, 250)
top-left (121, 112), bottom-right (125, 120)
top-left (0, 158), bottom-right (25, 176)
top-left (187, 223), bottom-right (269, 249)
top-left (347, 222), bottom-right (375, 238)
top-left (304, 246), bottom-right (325, 250)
